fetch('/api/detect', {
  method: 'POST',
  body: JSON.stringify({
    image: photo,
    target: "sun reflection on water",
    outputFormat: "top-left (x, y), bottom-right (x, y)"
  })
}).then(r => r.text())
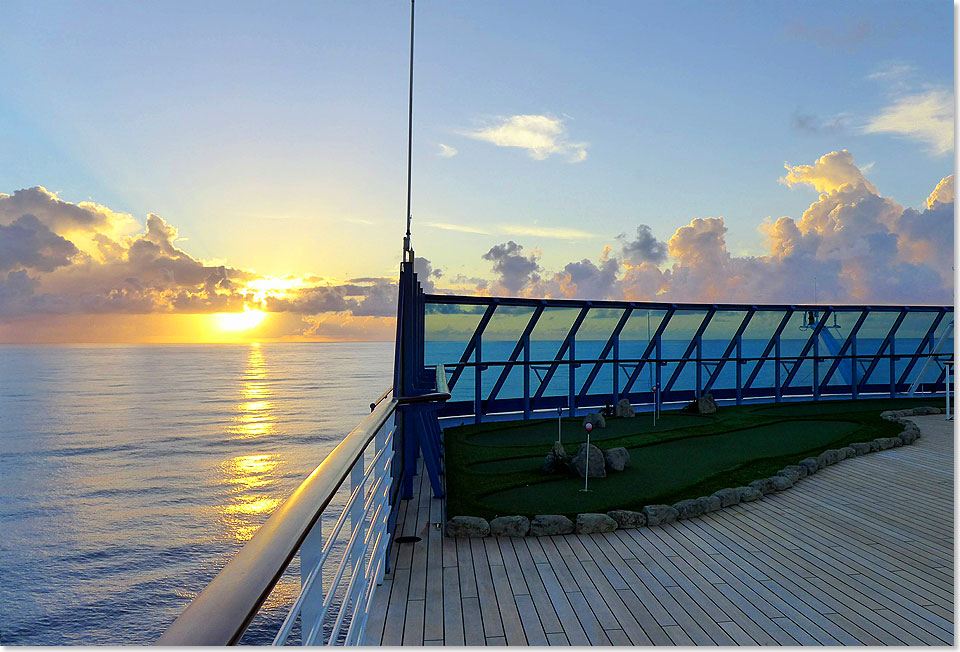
top-left (217, 344), bottom-right (284, 542)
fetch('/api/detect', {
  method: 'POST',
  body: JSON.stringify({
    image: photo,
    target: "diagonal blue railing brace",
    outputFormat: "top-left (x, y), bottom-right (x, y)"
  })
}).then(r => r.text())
top-left (621, 308), bottom-right (676, 396)
top-left (663, 308), bottom-right (716, 394)
top-left (898, 309), bottom-right (947, 387)
top-left (446, 303), bottom-right (497, 391)
top-left (576, 307), bottom-right (633, 403)
top-left (782, 308), bottom-right (834, 390)
top-left (818, 309), bottom-right (869, 390)
top-left (483, 305), bottom-right (545, 411)
top-left (531, 306), bottom-right (590, 406)
top-left (858, 310), bottom-right (907, 390)
top-left (702, 308), bottom-right (756, 394)
top-left (743, 309), bottom-right (795, 390)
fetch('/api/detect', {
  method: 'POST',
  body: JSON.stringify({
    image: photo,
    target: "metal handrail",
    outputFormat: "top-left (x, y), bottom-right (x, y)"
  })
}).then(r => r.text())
top-left (157, 390), bottom-right (397, 646)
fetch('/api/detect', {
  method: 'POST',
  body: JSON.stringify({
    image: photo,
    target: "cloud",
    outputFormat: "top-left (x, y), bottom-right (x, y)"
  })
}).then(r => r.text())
top-left (618, 225), bottom-right (667, 265)
top-left (438, 143), bottom-right (458, 158)
top-left (465, 114), bottom-right (588, 162)
top-left (863, 89), bottom-right (954, 155)
top-left (790, 111), bottom-right (851, 137)
top-left (780, 150), bottom-right (877, 194)
top-left (474, 152), bottom-right (952, 305)
top-left (0, 215), bottom-right (79, 272)
top-left (785, 18), bottom-right (873, 51)
top-left (500, 224), bottom-right (595, 240)
top-left (423, 221), bottom-right (489, 235)
top-left (481, 241), bottom-right (541, 294)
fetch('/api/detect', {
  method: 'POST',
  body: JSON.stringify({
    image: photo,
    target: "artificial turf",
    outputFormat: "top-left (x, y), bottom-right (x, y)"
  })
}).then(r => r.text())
top-left (442, 397), bottom-right (941, 520)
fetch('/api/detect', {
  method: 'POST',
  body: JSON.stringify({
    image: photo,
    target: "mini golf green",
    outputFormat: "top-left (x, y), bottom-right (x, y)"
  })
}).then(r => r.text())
top-left (442, 397), bottom-right (939, 520)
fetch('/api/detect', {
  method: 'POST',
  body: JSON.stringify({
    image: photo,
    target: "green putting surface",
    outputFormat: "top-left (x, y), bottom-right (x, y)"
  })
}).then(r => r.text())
top-left (443, 397), bottom-right (939, 520)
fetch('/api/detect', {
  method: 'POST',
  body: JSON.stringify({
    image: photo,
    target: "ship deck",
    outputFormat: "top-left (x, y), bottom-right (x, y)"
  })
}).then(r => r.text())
top-left (364, 414), bottom-right (954, 646)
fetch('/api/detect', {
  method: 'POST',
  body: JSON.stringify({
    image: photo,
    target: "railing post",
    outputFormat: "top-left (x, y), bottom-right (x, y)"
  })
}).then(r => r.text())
top-left (851, 337), bottom-right (858, 400)
top-left (349, 457), bottom-right (365, 579)
top-left (612, 334), bottom-right (620, 405)
top-left (813, 328), bottom-right (820, 401)
top-left (568, 337), bottom-right (576, 417)
top-left (890, 336), bottom-right (896, 398)
top-left (474, 337), bottom-right (482, 424)
top-left (774, 332), bottom-right (781, 403)
top-left (655, 333), bottom-right (662, 405)
top-left (695, 332), bottom-right (703, 397)
top-left (522, 333), bottom-right (531, 419)
top-left (300, 519), bottom-right (323, 644)
top-left (735, 332), bottom-right (742, 405)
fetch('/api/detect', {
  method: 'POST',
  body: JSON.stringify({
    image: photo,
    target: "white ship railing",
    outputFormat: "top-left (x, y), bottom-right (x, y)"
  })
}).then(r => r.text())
top-left (159, 389), bottom-right (398, 646)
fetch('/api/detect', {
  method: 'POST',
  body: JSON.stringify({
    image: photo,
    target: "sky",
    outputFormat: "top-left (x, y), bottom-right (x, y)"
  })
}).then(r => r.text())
top-left (0, 0), bottom-right (954, 342)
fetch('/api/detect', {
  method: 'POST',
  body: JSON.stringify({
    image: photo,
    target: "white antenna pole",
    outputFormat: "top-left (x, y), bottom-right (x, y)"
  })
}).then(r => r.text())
top-left (402, 0), bottom-right (415, 258)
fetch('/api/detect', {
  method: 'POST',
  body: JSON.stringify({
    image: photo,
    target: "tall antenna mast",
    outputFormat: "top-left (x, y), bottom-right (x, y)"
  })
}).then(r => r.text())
top-left (402, 0), bottom-right (415, 259)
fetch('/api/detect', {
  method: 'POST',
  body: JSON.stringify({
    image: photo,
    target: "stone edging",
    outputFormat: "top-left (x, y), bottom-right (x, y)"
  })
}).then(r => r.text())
top-left (444, 407), bottom-right (943, 538)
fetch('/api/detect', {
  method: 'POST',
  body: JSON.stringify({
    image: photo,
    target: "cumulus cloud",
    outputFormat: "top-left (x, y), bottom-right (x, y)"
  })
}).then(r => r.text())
top-left (780, 150), bottom-right (877, 194)
top-left (482, 241), bottom-right (541, 294)
top-left (466, 114), bottom-right (588, 162)
top-left (472, 151), bottom-right (952, 305)
top-left (863, 89), bottom-right (954, 155)
top-left (0, 215), bottom-right (79, 272)
top-left (790, 111), bottom-right (851, 137)
top-left (618, 225), bottom-right (667, 265)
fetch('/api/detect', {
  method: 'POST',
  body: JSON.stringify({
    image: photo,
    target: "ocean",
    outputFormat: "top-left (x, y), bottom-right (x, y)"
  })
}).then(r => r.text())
top-left (0, 343), bottom-right (393, 645)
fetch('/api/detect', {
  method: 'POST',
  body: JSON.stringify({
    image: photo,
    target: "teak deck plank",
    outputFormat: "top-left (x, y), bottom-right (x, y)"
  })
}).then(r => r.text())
top-left (368, 413), bottom-right (954, 645)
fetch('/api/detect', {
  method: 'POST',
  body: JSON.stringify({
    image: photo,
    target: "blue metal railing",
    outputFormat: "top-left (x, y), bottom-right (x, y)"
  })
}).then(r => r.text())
top-left (422, 295), bottom-right (954, 422)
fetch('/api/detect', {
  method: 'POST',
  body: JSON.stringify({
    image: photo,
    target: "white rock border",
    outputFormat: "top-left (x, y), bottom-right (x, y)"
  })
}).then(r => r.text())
top-left (444, 407), bottom-right (942, 537)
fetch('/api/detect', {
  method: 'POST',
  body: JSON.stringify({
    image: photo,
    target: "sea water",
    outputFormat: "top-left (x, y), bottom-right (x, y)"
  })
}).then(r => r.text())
top-left (0, 343), bottom-right (393, 645)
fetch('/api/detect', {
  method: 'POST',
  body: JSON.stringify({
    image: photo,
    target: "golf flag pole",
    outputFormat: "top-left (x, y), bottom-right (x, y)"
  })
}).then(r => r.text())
top-left (557, 406), bottom-right (563, 443)
top-left (581, 422), bottom-right (593, 492)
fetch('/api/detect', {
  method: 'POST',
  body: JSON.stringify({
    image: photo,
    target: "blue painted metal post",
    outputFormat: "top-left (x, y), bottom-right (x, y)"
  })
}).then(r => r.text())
top-left (474, 336), bottom-right (482, 424)
top-left (735, 332), bottom-right (743, 405)
top-left (774, 332), bottom-right (781, 403)
top-left (568, 336), bottom-right (576, 417)
top-left (696, 332), bottom-right (703, 396)
top-left (612, 335), bottom-right (620, 405)
top-left (851, 336), bottom-right (858, 399)
top-left (813, 325), bottom-right (820, 401)
top-left (890, 335), bottom-right (896, 398)
top-left (655, 333), bottom-right (662, 405)
top-left (523, 333), bottom-right (531, 419)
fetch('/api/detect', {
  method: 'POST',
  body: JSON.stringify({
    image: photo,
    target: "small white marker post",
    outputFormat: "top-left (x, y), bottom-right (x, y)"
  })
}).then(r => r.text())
top-left (652, 385), bottom-right (657, 428)
top-left (557, 406), bottom-right (563, 443)
top-left (580, 422), bottom-right (593, 492)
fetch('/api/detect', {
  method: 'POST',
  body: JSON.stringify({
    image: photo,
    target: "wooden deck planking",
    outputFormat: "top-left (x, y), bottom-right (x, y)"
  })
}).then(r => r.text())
top-left (369, 413), bottom-right (954, 645)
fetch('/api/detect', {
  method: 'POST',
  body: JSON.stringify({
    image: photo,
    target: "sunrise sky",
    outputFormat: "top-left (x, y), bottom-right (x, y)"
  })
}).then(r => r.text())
top-left (0, 0), bottom-right (954, 342)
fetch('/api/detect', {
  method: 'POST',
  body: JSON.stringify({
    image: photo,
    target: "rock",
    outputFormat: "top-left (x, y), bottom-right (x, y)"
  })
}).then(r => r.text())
top-left (849, 441), bottom-right (873, 456)
top-left (529, 515), bottom-right (574, 536)
top-left (698, 393), bottom-right (718, 414)
top-left (817, 449), bottom-right (840, 467)
top-left (771, 475), bottom-right (793, 491)
top-left (712, 487), bottom-right (741, 508)
top-left (696, 495), bottom-right (723, 513)
top-left (799, 457), bottom-right (819, 475)
top-left (615, 398), bottom-right (636, 418)
top-left (576, 513), bottom-right (618, 534)
top-left (542, 441), bottom-right (571, 474)
top-left (737, 486), bottom-right (763, 502)
top-left (673, 498), bottom-right (704, 520)
top-left (778, 464), bottom-right (807, 482)
top-left (786, 463), bottom-right (809, 478)
top-left (749, 478), bottom-right (777, 495)
top-left (607, 509), bottom-right (646, 529)
top-left (602, 447), bottom-right (631, 472)
top-left (898, 431), bottom-right (916, 446)
top-left (446, 516), bottom-right (490, 538)
top-left (490, 515), bottom-right (530, 537)
top-left (583, 412), bottom-right (606, 429)
top-left (840, 446), bottom-right (856, 460)
top-left (643, 504), bottom-right (679, 526)
top-left (571, 443), bottom-right (606, 478)
top-left (874, 437), bottom-right (897, 450)
top-left (912, 406), bottom-right (940, 415)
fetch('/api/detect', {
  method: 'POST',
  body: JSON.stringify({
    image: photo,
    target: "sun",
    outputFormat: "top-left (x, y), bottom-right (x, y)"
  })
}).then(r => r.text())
top-left (216, 307), bottom-right (267, 332)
